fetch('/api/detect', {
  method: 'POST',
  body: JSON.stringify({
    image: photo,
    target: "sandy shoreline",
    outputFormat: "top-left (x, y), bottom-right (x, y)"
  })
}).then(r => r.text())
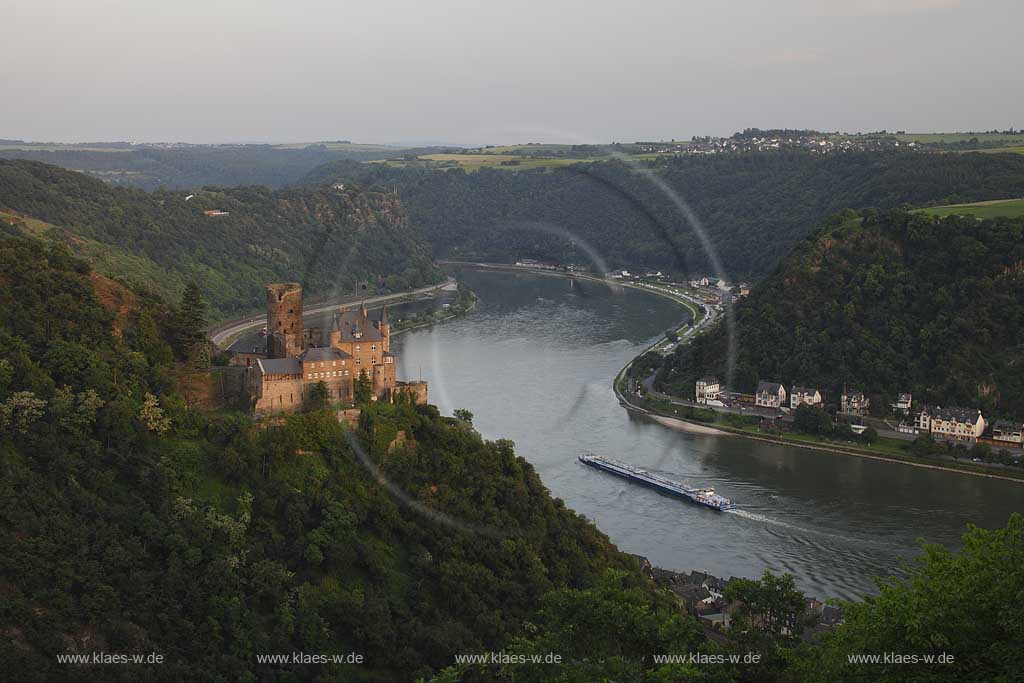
top-left (649, 414), bottom-right (732, 436)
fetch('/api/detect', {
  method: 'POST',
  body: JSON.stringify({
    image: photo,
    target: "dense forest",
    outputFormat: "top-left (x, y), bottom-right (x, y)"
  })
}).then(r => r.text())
top-left (1, 228), bottom-right (1022, 681)
top-left (305, 151), bottom-right (1024, 280)
top-left (652, 209), bottom-right (1024, 418)
top-left (0, 160), bottom-right (440, 319)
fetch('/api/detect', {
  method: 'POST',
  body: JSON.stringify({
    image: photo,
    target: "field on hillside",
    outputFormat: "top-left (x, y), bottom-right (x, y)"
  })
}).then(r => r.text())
top-left (895, 132), bottom-right (1024, 144)
top-left (918, 197), bottom-right (1024, 219)
top-left (979, 145), bottom-right (1024, 155)
top-left (376, 153), bottom-right (600, 171)
top-left (271, 141), bottom-right (406, 152)
top-left (0, 143), bottom-right (134, 152)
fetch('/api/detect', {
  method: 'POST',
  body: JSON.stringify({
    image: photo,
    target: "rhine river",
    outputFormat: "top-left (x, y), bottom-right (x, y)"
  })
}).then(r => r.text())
top-left (390, 268), bottom-right (1023, 600)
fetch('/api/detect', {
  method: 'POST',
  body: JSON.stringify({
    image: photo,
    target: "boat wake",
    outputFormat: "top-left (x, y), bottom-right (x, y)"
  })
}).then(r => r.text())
top-left (725, 507), bottom-right (817, 534)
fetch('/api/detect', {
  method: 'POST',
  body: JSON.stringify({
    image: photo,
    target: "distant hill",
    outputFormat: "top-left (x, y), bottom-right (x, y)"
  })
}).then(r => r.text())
top-left (0, 142), bottom-right (452, 190)
top-left (304, 151), bottom-right (1024, 281)
top-left (0, 160), bottom-right (440, 319)
top-left (653, 208), bottom-right (1024, 417)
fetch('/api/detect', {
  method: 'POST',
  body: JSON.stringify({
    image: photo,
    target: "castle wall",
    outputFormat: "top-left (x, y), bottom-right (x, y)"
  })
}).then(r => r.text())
top-left (393, 381), bottom-right (429, 405)
top-left (254, 376), bottom-right (304, 414)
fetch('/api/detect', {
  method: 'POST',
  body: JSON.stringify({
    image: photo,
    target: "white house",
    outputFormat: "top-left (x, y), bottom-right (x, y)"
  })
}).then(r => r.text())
top-left (841, 390), bottom-right (870, 416)
top-left (756, 381), bottom-right (787, 409)
top-left (791, 386), bottom-right (823, 410)
top-left (928, 406), bottom-right (986, 443)
top-left (892, 393), bottom-right (913, 412)
top-left (695, 376), bottom-right (721, 404)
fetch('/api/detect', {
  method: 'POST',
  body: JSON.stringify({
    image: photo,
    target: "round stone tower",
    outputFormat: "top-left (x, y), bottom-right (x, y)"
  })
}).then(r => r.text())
top-left (266, 283), bottom-right (303, 358)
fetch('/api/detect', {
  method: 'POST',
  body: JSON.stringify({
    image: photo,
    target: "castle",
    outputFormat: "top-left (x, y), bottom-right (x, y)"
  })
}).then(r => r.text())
top-left (247, 283), bottom-right (427, 415)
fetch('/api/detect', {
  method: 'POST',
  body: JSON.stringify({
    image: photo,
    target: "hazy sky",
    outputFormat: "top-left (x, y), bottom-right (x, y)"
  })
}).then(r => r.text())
top-left (2, 0), bottom-right (1020, 144)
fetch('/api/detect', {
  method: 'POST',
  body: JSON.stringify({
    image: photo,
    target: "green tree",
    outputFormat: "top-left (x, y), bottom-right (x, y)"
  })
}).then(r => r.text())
top-left (138, 393), bottom-right (171, 434)
top-left (453, 408), bottom-right (474, 426)
top-left (175, 282), bottom-right (208, 361)
top-left (725, 569), bottom-right (807, 642)
top-left (308, 381), bottom-right (330, 411)
top-left (861, 426), bottom-right (878, 444)
top-left (353, 369), bottom-right (372, 405)
top-left (793, 404), bottom-right (832, 435)
top-left (796, 515), bottom-right (1024, 682)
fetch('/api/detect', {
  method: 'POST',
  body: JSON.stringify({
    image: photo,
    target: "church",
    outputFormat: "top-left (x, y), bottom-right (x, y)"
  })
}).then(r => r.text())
top-left (247, 283), bottom-right (428, 415)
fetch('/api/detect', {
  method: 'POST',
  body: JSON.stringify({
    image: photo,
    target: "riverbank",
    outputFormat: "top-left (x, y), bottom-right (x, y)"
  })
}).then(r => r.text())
top-left (619, 383), bottom-right (1024, 484)
top-left (437, 260), bottom-right (703, 321)
top-left (609, 301), bottom-right (1024, 485)
top-left (391, 286), bottom-right (479, 337)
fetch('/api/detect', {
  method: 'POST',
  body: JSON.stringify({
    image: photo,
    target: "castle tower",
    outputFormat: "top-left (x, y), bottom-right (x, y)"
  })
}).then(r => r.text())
top-left (376, 305), bottom-right (390, 351)
top-left (266, 283), bottom-right (304, 358)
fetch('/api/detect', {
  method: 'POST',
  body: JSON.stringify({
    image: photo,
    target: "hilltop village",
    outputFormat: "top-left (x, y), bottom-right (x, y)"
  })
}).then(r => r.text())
top-left (231, 283), bottom-right (428, 415)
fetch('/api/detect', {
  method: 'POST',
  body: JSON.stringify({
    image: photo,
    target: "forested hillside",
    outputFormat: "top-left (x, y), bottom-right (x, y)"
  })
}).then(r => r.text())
top-left (0, 160), bottom-right (440, 319)
top-left (653, 209), bottom-right (1024, 417)
top-left (305, 151), bottom-right (1024, 280)
top-left (0, 233), bottom-right (659, 680)
top-left (2, 229), bottom-right (1022, 682)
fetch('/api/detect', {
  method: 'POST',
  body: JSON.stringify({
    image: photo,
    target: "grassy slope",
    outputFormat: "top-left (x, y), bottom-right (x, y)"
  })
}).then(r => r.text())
top-left (917, 198), bottom-right (1024, 219)
top-left (0, 210), bottom-right (183, 301)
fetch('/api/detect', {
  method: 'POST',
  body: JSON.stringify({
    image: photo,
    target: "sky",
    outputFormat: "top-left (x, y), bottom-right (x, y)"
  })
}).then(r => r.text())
top-left (1, 0), bottom-right (1021, 145)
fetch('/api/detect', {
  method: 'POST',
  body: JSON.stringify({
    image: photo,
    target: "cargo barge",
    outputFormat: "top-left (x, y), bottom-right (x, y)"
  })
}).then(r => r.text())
top-left (578, 453), bottom-right (736, 511)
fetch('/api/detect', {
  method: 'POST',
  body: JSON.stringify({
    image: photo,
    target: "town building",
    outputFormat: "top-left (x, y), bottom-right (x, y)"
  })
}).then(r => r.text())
top-left (892, 393), bottom-right (913, 412)
top-left (756, 381), bottom-right (787, 409)
top-left (927, 406), bottom-right (986, 443)
top-left (915, 407), bottom-right (932, 434)
top-left (248, 283), bottom-right (427, 415)
top-left (841, 390), bottom-right (870, 416)
top-left (790, 386), bottom-right (823, 409)
top-left (695, 376), bottom-right (721, 404)
top-left (991, 420), bottom-right (1024, 446)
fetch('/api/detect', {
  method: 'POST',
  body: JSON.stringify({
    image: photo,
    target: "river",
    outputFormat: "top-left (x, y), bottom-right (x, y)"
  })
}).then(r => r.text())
top-left (391, 267), bottom-right (1023, 600)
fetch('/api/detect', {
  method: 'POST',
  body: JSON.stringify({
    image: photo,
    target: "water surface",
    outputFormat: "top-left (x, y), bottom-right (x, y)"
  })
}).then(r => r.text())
top-left (392, 268), bottom-right (1023, 600)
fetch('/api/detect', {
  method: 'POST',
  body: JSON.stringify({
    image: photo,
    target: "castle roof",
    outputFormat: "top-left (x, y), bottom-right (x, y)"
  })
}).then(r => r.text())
top-left (299, 347), bottom-right (352, 362)
top-left (792, 386), bottom-right (820, 396)
top-left (757, 381), bottom-right (785, 395)
top-left (332, 308), bottom-right (384, 342)
top-left (257, 358), bottom-right (301, 376)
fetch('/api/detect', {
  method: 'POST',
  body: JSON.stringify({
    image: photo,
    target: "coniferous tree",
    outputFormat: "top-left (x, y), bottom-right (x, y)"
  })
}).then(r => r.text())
top-left (175, 282), bottom-right (208, 362)
top-left (353, 369), bottom-right (372, 405)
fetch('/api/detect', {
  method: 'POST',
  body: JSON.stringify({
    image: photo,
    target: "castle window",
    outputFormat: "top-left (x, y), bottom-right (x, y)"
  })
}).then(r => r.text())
top-left (356, 359), bottom-right (361, 364)
top-left (355, 345), bottom-right (360, 352)
top-left (332, 361), bottom-right (336, 367)
top-left (371, 345), bottom-right (377, 350)
top-left (307, 373), bottom-right (312, 379)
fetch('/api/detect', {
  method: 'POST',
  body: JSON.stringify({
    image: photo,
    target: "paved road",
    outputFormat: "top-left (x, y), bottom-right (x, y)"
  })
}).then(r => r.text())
top-left (208, 277), bottom-right (456, 348)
